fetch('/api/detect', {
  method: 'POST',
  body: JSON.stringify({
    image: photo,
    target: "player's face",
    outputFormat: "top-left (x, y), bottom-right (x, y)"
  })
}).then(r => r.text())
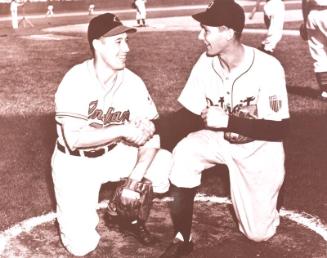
top-left (96, 32), bottom-right (130, 71)
top-left (198, 25), bottom-right (230, 56)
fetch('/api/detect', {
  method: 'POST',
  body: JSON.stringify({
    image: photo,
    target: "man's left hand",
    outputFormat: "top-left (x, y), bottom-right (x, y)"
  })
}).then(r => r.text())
top-left (201, 106), bottom-right (229, 129)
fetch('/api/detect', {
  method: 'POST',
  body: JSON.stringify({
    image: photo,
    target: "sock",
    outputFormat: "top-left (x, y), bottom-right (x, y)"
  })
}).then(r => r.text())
top-left (170, 185), bottom-right (197, 242)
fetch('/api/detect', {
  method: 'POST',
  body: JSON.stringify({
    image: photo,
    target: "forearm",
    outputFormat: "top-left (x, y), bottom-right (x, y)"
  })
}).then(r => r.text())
top-left (227, 116), bottom-right (290, 141)
top-left (64, 124), bottom-right (125, 150)
top-left (129, 147), bottom-right (159, 181)
top-left (153, 108), bottom-right (204, 151)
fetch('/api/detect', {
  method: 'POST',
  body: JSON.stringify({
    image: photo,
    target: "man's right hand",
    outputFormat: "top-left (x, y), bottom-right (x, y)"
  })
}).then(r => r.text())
top-left (123, 122), bottom-right (154, 146)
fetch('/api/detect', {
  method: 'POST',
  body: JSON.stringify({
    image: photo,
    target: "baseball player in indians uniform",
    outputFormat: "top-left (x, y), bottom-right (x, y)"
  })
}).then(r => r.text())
top-left (159, 1), bottom-right (290, 257)
top-left (249, 0), bottom-right (285, 54)
top-left (51, 13), bottom-right (171, 256)
top-left (301, 0), bottom-right (327, 100)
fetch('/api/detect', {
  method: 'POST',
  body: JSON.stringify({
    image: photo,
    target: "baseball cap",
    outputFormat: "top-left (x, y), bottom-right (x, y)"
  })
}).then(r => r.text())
top-left (192, 0), bottom-right (245, 34)
top-left (87, 13), bottom-right (136, 46)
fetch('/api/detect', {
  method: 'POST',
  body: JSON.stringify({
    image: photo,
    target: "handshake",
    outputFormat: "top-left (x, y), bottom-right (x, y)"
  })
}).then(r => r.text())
top-left (122, 119), bottom-right (156, 146)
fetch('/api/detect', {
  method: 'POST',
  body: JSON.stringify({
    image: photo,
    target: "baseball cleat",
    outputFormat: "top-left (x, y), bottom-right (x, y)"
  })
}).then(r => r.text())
top-left (159, 238), bottom-right (194, 258)
top-left (121, 221), bottom-right (156, 246)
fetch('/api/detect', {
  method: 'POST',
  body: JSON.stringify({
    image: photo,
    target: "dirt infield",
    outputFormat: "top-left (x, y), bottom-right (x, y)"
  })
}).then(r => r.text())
top-left (1, 198), bottom-right (326, 258)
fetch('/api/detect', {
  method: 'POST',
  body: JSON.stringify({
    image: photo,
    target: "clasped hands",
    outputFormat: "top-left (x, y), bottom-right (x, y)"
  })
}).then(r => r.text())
top-left (201, 106), bottom-right (229, 129)
top-left (123, 119), bottom-right (155, 146)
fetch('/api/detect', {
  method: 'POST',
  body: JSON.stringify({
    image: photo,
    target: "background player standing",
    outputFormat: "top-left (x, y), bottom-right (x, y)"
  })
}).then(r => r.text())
top-left (51, 13), bottom-right (171, 256)
top-left (88, 4), bottom-right (95, 15)
top-left (10, 0), bottom-right (22, 30)
top-left (46, 4), bottom-right (54, 16)
top-left (301, 0), bottom-right (327, 100)
top-left (134, 0), bottom-right (147, 27)
top-left (249, 0), bottom-right (285, 54)
top-left (159, 1), bottom-right (290, 257)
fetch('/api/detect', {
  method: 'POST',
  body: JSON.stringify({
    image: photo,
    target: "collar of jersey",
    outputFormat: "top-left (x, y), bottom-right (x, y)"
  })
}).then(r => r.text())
top-left (87, 59), bottom-right (124, 96)
top-left (212, 45), bottom-right (254, 81)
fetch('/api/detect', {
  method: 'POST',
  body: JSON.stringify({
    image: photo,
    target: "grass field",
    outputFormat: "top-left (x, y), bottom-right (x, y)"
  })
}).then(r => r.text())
top-left (0, 1), bottom-right (326, 254)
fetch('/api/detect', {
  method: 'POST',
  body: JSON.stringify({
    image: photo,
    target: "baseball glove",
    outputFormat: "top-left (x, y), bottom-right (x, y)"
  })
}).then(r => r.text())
top-left (224, 104), bottom-right (258, 144)
top-left (108, 177), bottom-right (153, 222)
top-left (299, 23), bottom-right (308, 41)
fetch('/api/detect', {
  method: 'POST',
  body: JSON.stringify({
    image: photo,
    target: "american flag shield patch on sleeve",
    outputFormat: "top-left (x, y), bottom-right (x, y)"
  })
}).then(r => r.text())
top-left (269, 95), bottom-right (282, 112)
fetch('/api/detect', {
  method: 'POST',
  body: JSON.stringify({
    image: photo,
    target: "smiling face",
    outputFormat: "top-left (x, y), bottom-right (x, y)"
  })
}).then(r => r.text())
top-left (198, 24), bottom-right (232, 56)
top-left (93, 32), bottom-right (130, 71)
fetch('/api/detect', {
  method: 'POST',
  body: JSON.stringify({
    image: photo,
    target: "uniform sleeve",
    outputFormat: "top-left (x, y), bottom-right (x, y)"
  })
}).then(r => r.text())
top-left (257, 59), bottom-right (290, 121)
top-left (178, 54), bottom-right (208, 115)
top-left (55, 68), bottom-right (89, 123)
top-left (55, 67), bottom-right (90, 149)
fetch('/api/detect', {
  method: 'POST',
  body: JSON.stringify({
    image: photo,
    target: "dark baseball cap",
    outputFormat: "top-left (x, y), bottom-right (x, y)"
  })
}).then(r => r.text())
top-left (88, 13), bottom-right (136, 46)
top-left (192, 0), bottom-right (245, 33)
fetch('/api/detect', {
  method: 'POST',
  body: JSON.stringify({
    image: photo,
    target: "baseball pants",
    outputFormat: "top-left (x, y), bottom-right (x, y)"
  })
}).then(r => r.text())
top-left (169, 129), bottom-right (285, 242)
top-left (262, 0), bottom-right (285, 52)
top-left (51, 144), bottom-right (172, 256)
top-left (306, 9), bottom-right (327, 73)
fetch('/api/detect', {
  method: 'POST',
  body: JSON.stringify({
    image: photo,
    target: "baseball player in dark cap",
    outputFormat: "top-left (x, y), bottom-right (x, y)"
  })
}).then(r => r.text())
top-left (52, 13), bottom-right (172, 256)
top-left (157, 1), bottom-right (290, 257)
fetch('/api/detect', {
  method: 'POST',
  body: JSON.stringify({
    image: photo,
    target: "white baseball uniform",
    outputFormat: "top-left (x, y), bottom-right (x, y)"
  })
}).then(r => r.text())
top-left (51, 59), bottom-right (172, 256)
top-left (305, 0), bottom-right (327, 73)
top-left (10, 0), bottom-right (19, 29)
top-left (135, 0), bottom-right (147, 20)
top-left (169, 45), bottom-right (289, 241)
top-left (46, 5), bottom-right (54, 16)
top-left (262, 0), bottom-right (285, 52)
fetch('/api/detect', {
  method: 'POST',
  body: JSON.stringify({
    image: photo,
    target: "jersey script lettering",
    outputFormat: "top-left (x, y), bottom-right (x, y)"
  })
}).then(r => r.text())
top-left (88, 100), bottom-right (130, 125)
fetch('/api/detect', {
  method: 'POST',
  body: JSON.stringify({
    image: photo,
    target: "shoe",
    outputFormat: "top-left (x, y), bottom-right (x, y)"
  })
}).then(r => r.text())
top-left (160, 238), bottom-right (194, 258)
top-left (320, 91), bottom-right (327, 100)
top-left (122, 221), bottom-right (156, 246)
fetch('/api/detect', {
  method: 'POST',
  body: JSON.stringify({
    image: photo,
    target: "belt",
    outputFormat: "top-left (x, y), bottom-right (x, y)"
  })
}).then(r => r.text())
top-left (57, 142), bottom-right (116, 158)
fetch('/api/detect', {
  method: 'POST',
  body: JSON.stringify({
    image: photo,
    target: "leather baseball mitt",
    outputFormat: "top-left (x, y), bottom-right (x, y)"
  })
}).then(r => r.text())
top-left (224, 104), bottom-right (258, 144)
top-left (108, 177), bottom-right (153, 222)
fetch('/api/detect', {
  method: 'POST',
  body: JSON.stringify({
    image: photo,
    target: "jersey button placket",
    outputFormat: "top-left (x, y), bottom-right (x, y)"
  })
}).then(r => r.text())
top-left (224, 78), bottom-right (233, 108)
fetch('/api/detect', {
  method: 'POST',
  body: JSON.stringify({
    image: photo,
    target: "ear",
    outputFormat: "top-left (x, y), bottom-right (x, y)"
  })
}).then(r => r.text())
top-left (226, 29), bottom-right (235, 40)
top-left (92, 39), bottom-right (101, 52)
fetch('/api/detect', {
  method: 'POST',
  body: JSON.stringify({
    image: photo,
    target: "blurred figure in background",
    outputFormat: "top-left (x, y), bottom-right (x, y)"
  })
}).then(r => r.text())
top-left (88, 4), bottom-right (95, 15)
top-left (301, 0), bottom-right (327, 100)
top-left (10, 0), bottom-right (23, 29)
top-left (249, 0), bottom-right (285, 54)
top-left (134, 0), bottom-right (147, 27)
top-left (46, 4), bottom-right (54, 17)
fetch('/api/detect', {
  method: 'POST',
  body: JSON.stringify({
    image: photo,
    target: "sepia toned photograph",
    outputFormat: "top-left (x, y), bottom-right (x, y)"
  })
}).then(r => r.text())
top-left (0, 0), bottom-right (326, 257)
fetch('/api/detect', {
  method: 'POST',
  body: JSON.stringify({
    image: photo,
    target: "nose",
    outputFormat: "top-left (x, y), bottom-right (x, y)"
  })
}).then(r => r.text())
top-left (122, 40), bottom-right (130, 53)
top-left (198, 28), bottom-right (205, 41)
